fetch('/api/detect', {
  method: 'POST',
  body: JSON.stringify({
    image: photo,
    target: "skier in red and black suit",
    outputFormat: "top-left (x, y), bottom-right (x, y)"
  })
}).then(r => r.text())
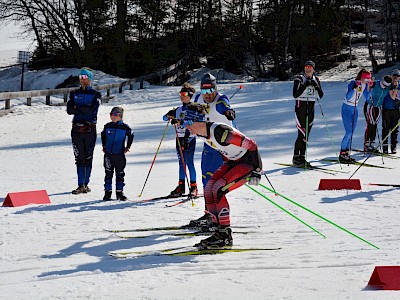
top-left (181, 107), bottom-right (262, 249)
top-left (292, 60), bottom-right (324, 167)
top-left (67, 68), bottom-right (101, 194)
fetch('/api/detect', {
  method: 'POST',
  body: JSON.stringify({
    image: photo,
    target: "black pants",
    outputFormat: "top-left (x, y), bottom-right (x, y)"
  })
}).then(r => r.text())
top-left (382, 108), bottom-right (400, 151)
top-left (71, 129), bottom-right (96, 186)
top-left (294, 101), bottom-right (315, 157)
top-left (104, 153), bottom-right (126, 191)
top-left (363, 102), bottom-right (382, 148)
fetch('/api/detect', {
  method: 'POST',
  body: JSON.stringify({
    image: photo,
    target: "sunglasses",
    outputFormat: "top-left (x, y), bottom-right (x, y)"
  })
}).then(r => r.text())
top-left (179, 91), bottom-right (190, 97)
top-left (304, 65), bottom-right (314, 70)
top-left (110, 112), bottom-right (121, 116)
top-left (79, 74), bottom-right (89, 79)
top-left (201, 88), bottom-right (215, 94)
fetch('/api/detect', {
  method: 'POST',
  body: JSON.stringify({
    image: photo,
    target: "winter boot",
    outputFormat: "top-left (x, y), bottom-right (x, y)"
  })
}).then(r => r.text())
top-left (169, 181), bottom-right (185, 197)
top-left (103, 190), bottom-right (112, 201)
top-left (188, 182), bottom-right (198, 198)
top-left (116, 190), bottom-right (127, 201)
top-left (85, 185), bottom-right (91, 193)
top-left (72, 185), bottom-right (87, 195)
top-left (186, 213), bottom-right (213, 228)
top-left (194, 226), bottom-right (233, 249)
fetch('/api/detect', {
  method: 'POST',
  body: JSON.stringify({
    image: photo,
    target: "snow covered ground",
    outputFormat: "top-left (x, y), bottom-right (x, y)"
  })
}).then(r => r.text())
top-left (1, 54), bottom-right (400, 300)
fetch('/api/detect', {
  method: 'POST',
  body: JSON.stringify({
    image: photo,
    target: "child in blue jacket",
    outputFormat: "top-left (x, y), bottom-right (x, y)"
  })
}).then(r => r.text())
top-left (101, 107), bottom-right (134, 200)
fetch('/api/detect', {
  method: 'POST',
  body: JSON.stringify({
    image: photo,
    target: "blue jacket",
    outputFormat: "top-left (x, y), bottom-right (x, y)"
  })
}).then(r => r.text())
top-left (67, 87), bottom-right (101, 124)
top-left (101, 120), bottom-right (134, 154)
top-left (367, 81), bottom-right (391, 107)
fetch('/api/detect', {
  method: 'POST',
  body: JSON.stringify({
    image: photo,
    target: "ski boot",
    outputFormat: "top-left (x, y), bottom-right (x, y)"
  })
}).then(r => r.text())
top-left (72, 185), bottom-right (87, 195)
top-left (116, 190), bottom-right (127, 201)
top-left (186, 213), bottom-right (213, 228)
top-left (194, 226), bottom-right (233, 249)
top-left (85, 185), bottom-right (91, 193)
top-left (188, 183), bottom-right (198, 198)
top-left (169, 181), bottom-right (185, 197)
top-left (103, 190), bottom-right (112, 201)
top-left (339, 151), bottom-right (355, 163)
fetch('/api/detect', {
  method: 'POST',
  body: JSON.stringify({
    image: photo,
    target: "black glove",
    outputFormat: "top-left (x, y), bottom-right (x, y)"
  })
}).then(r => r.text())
top-left (311, 79), bottom-right (320, 88)
top-left (351, 81), bottom-right (358, 90)
top-left (182, 138), bottom-right (189, 150)
top-left (248, 171), bottom-right (261, 186)
top-left (166, 109), bottom-right (176, 118)
top-left (171, 118), bottom-right (180, 125)
top-left (224, 109), bottom-right (236, 121)
top-left (305, 79), bottom-right (312, 87)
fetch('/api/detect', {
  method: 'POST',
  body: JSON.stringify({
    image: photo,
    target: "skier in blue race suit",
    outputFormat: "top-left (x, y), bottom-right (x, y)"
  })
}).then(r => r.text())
top-left (101, 107), bottom-right (134, 201)
top-left (339, 69), bottom-right (372, 163)
top-left (188, 73), bottom-right (236, 228)
top-left (67, 68), bottom-right (101, 195)
top-left (163, 83), bottom-right (198, 198)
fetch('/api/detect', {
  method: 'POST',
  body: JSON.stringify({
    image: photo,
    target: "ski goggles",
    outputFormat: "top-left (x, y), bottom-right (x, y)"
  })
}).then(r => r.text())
top-left (110, 112), bottom-right (121, 116)
top-left (304, 65), bottom-right (314, 70)
top-left (201, 88), bottom-right (215, 94)
top-left (79, 74), bottom-right (89, 79)
top-left (179, 91), bottom-right (190, 97)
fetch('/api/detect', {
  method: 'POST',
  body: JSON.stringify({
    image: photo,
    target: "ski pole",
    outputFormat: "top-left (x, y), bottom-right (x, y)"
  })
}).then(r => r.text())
top-left (316, 98), bottom-right (342, 168)
top-left (245, 184), bottom-right (326, 238)
top-left (259, 183), bottom-right (379, 249)
top-left (138, 120), bottom-right (170, 197)
top-left (375, 121), bottom-right (384, 165)
top-left (230, 85), bottom-right (244, 99)
top-left (263, 173), bottom-right (277, 195)
top-left (173, 124), bottom-right (195, 206)
top-left (349, 120), bottom-right (400, 179)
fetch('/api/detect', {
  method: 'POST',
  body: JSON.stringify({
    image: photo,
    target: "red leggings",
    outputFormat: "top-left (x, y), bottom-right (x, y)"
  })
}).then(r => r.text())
top-left (204, 163), bottom-right (253, 226)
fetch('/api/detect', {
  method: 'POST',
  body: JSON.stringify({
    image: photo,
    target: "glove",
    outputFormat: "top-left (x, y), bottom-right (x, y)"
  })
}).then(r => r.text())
top-left (224, 109), bottom-right (236, 121)
top-left (311, 79), bottom-right (320, 88)
top-left (171, 118), bottom-right (180, 125)
top-left (305, 79), bottom-right (312, 87)
top-left (182, 138), bottom-right (189, 150)
top-left (248, 171), bottom-right (261, 186)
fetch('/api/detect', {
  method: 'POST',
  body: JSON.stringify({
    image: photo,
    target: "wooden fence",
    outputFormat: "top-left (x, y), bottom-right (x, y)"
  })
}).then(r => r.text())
top-left (0, 55), bottom-right (189, 109)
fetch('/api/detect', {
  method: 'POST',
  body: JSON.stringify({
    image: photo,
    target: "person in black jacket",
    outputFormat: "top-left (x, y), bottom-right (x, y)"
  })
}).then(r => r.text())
top-left (67, 68), bottom-right (101, 194)
top-left (101, 107), bottom-right (134, 200)
top-left (292, 60), bottom-right (324, 167)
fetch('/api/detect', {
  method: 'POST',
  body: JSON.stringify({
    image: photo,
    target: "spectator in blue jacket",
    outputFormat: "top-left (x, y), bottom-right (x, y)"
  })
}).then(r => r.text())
top-left (382, 70), bottom-right (400, 153)
top-left (364, 75), bottom-right (392, 152)
top-left (67, 68), bottom-right (101, 195)
top-left (101, 107), bottom-right (134, 201)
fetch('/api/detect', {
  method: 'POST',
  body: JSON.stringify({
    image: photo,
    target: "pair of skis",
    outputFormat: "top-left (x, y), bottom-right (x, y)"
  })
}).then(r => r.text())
top-left (138, 193), bottom-right (203, 207)
top-left (106, 225), bottom-right (280, 258)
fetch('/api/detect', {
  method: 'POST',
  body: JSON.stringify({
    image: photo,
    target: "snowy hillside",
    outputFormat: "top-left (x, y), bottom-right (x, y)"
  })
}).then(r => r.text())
top-left (1, 63), bottom-right (400, 300)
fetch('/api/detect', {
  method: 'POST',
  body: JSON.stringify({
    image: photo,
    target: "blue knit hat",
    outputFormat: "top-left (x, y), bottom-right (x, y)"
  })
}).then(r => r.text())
top-left (79, 68), bottom-right (93, 81)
